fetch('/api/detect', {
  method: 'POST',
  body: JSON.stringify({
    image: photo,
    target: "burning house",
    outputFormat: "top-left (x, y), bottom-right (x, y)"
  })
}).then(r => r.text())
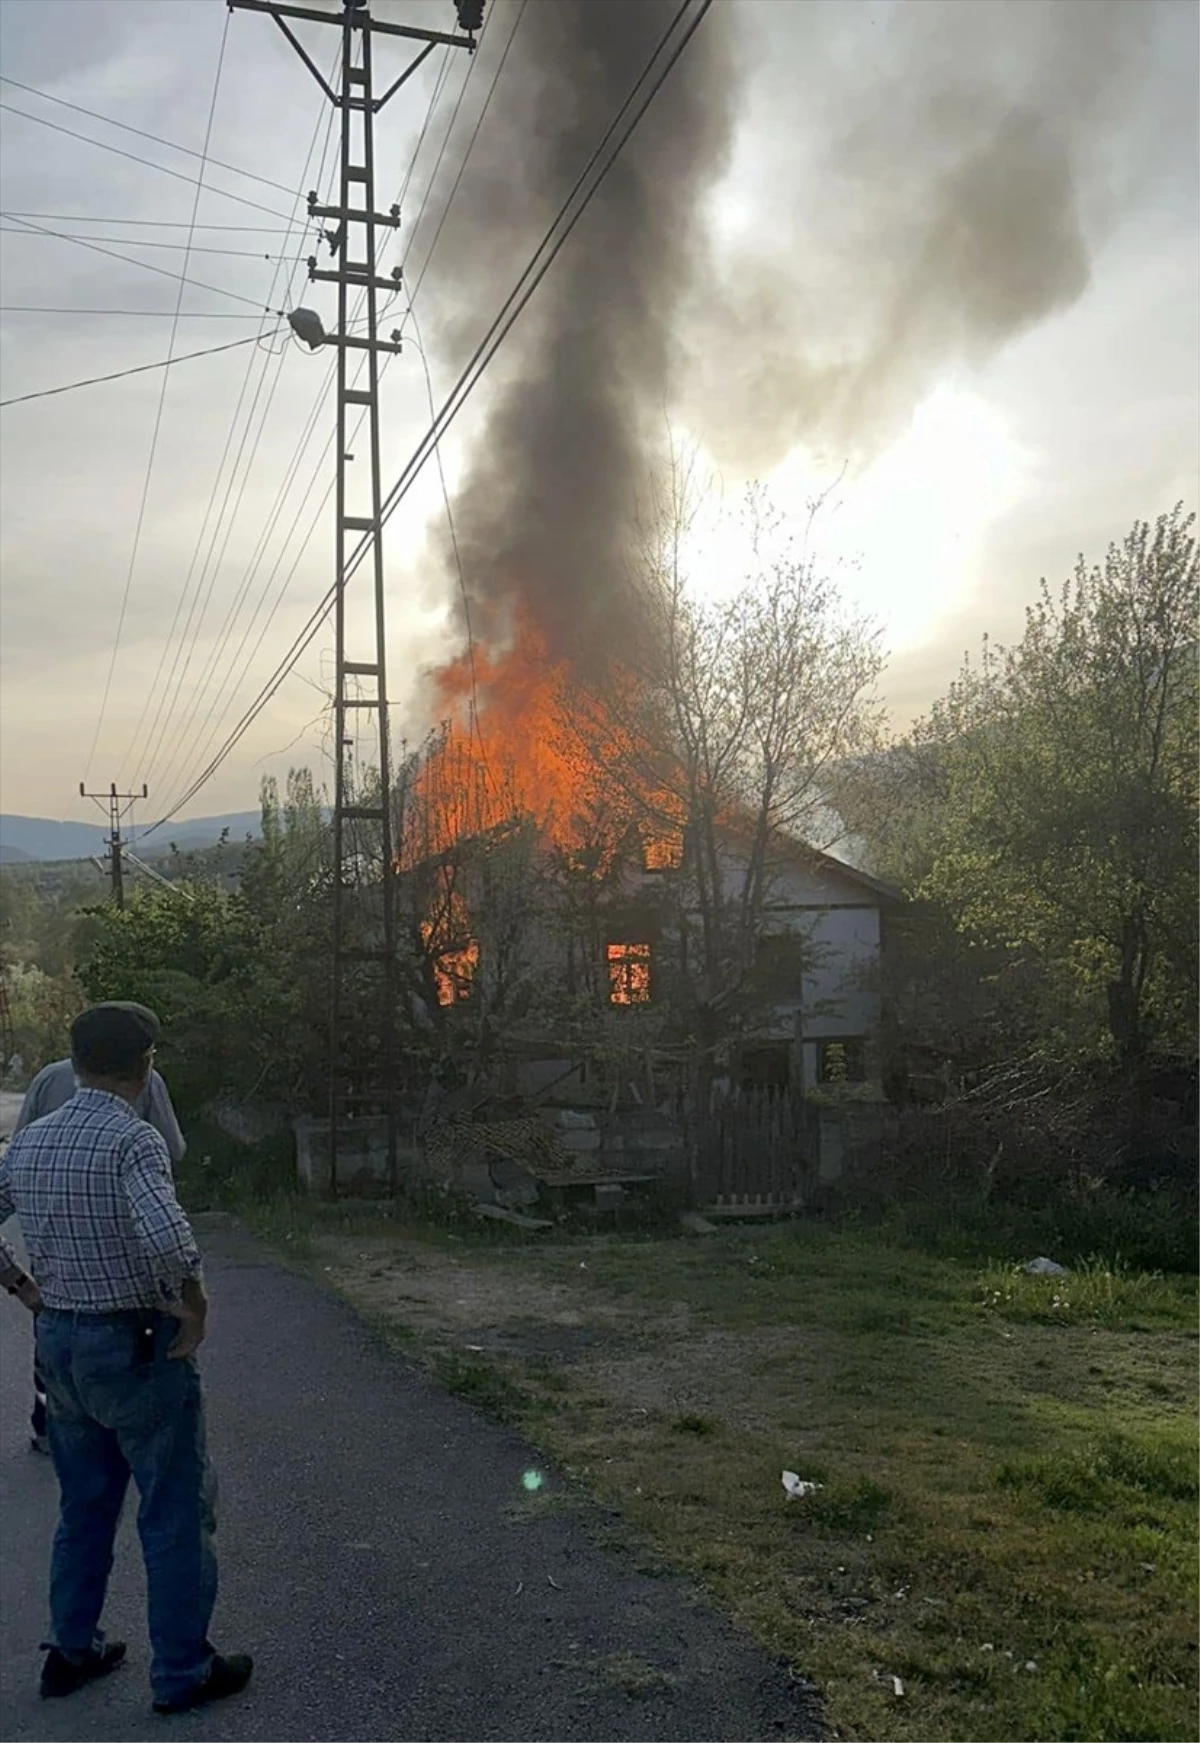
top-left (383, 742), bottom-right (897, 1216)
top-left (298, 1), bottom-right (892, 1208)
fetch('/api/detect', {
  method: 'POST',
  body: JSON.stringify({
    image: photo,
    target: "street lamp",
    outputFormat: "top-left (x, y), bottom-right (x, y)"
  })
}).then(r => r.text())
top-left (288, 307), bottom-right (327, 350)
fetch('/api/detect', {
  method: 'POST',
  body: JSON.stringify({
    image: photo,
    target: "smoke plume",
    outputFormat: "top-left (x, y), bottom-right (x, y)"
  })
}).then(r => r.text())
top-left (416, 0), bottom-right (1176, 665)
top-left (417, 0), bottom-right (736, 668)
top-left (677, 0), bottom-right (1167, 471)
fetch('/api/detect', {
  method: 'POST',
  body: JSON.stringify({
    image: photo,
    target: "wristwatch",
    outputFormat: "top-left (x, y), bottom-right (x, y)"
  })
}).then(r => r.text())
top-left (4, 1272), bottom-right (32, 1296)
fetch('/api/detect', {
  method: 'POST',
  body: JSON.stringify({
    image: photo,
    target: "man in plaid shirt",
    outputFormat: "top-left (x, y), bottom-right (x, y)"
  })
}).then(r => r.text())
top-left (12, 1046), bottom-right (187, 1454)
top-left (0, 1002), bottom-right (252, 1716)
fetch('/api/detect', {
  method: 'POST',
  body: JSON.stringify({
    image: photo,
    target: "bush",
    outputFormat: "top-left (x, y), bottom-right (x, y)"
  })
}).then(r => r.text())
top-left (173, 1121), bottom-right (296, 1213)
top-left (830, 1099), bottom-right (1197, 1274)
top-left (2, 963), bottom-right (86, 1080)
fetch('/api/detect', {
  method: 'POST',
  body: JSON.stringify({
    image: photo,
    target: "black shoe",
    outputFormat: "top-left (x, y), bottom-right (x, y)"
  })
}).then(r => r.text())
top-left (41, 1642), bottom-right (127, 1698)
top-left (153, 1653), bottom-right (253, 1716)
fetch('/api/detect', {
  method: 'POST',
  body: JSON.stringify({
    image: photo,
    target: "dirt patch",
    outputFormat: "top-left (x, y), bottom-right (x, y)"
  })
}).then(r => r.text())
top-left (317, 1234), bottom-right (678, 1358)
top-left (314, 1233), bottom-right (790, 1419)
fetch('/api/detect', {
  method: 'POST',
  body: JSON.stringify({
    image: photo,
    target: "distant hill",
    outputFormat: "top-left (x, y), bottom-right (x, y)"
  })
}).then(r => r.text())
top-left (0, 812), bottom-right (262, 865)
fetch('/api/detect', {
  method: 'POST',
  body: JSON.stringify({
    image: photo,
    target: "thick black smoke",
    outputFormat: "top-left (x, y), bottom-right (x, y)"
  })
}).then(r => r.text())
top-left (415, 0), bottom-right (736, 668)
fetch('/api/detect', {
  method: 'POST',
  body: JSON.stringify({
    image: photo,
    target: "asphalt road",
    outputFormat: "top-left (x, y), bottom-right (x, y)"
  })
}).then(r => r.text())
top-left (0, 1213), bottom-right (820, 1742)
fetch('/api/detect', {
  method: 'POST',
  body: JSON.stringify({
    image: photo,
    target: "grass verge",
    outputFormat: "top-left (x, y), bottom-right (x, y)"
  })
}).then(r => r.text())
top-left (245, 1206), bottom-right (1198, 1742)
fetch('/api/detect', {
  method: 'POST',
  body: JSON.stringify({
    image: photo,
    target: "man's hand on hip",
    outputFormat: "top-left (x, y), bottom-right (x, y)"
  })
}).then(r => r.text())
top-left (168, 1307), bottom-right (207, 1359)
top-left (167, 1274), bottom-right (209, 1359)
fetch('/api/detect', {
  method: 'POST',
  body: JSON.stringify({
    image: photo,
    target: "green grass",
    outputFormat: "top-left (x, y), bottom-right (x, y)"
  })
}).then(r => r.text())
top-left (977, 1256), bottom-right (1192, 1329)
top-left (253, 1212), bottom-right (1198, 1741)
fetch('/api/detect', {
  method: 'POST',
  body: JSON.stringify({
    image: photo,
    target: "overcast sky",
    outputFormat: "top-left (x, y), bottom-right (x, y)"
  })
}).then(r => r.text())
top-left (0, 0), bottom-right (1196, 825)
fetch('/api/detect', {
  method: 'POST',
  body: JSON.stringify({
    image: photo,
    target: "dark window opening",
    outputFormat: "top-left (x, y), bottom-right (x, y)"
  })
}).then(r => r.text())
top-left (740, 1043), bottom-right (792, 1093)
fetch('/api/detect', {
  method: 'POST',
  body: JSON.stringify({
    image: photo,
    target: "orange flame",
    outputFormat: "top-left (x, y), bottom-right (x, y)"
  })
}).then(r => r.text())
top-left (428, 612), bottom-right (592, 843)
top-left (606, 941), bottom-right (652, 1005)
top-left (414, 605), bottom-right (684, 868)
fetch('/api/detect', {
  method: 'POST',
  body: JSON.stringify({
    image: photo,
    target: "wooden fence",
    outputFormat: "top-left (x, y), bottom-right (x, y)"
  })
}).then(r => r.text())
top-left (690, 1086), bottom-right (821, 1215)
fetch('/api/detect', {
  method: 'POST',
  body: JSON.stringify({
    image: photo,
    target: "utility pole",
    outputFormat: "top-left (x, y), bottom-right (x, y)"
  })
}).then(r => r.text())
top-left (79, 782), bottom-right (148, 910)
top-left (228, 0), bottom-right (482, 1196)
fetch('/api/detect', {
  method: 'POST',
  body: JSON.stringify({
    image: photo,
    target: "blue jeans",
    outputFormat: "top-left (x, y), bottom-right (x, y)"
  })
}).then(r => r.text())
top-left (35, 1309), bottom-right (218, 1705)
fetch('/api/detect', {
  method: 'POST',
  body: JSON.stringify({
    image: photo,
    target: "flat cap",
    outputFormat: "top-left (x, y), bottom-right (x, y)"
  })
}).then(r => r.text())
top-left (70, 1002), bottom-right (160, 1079)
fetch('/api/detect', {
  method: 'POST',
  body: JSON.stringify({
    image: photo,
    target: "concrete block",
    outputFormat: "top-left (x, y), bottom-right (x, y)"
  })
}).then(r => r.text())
top-left (558, 1127), bottom-right (601, 1153)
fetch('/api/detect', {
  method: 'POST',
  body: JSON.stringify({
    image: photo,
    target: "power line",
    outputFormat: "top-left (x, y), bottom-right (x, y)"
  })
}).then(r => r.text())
top-left (400, 51), bottom-right (474, 261)
top-left (0, 225), bottom-right (306, 257)
top-left (83, 13), bottom-right (232, 784)
top-left (152, 2), bottom-right (506, 820)
top-left (405, 0), bottom-right (529, 308)
top-left (140, 100), bottom-right (348, 798)
top-left (407, 307), bottom-right (486, 767)
top-left (148, 37), bottom-right (473, 816)
top-left (2, 212), bottom-right (303, 231)
top-left (352, 0), bottom-right (710, 583)
top-left (0, 74), bottom-right (296, 195)
top-left (153, 3), bottom-right (514, 823)
top-left (3, 216), bottom-right (280, 311)
top-left (0, 306), bottom-right (271, 319)
top-left (0, 103), bottom-right (295, 223)
top-left (397, 7), bottom-right (529, 754)
top-left (397, 48), bottom-right (453, 212)
top-left (134, 68), bottom-right (341, 794)
top-left (145, 0), bottom-right (713, 835)
top-left (0, 330), bottom-right (282, 408)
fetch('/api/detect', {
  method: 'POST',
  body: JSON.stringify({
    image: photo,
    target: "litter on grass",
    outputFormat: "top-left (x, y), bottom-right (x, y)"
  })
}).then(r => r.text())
top-left (782, 1470), bottom-right (824, 1500)
top-left (1023, 1256), bottom-right (1069, 1276)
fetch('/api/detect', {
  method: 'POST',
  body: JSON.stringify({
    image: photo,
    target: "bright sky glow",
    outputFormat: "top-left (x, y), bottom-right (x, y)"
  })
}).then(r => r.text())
top-left (681, 385), bottom-right (1030, 654)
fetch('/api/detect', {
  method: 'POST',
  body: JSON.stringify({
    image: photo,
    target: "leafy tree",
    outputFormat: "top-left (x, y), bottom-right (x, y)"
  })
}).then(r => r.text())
top-left (77, 769), bottom-right (338, 1118)
top-left (929, 507), bottom-right (1196, 1078)
top-left (2, 962), bottom-right (86, 1077)
top-left (843, 507), bottom-right (1198, 1107)
top-left (570, 467), bottom-right (884, 1071)
top-left (77, 881), bottom-right (254, 1113)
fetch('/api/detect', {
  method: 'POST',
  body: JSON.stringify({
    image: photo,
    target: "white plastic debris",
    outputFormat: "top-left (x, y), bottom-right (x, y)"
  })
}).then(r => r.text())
top-left (782, 1471), bottom-right (824, 1500)
top-left (1023, 1257), bottom-right (1069, 1276)
top-left (1024, 1661), bottom-right (1039, 1674)
top-left (889, 1676), bottom-right (905, 1697)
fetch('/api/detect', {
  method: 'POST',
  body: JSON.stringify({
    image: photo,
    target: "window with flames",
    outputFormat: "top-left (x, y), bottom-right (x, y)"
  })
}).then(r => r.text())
top-left (643, 834), bottom-right (683, 872)
top-left (607, 941), bottom-right (652, 1006)
top-left (420, 890), bottom-right (479, 1007)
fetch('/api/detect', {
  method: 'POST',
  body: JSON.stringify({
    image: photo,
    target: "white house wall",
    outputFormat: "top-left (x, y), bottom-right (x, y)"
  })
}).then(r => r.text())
top-left (698, 851), bottom-right (885, 1052)
top-left (796, 904), bottom-right (880, 1036)
top-left (445, 840), bottom-right (885, 1074)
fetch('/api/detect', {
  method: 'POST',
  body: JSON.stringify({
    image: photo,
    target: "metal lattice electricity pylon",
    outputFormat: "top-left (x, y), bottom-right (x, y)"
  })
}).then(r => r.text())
top-left (228, 0), bottom-right (481, 1193)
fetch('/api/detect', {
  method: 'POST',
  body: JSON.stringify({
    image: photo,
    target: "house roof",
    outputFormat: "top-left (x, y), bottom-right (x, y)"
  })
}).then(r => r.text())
top-left (777, 841), bottom-right (902, 904)
top-left (712, 815), bottom-right (902, 903)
